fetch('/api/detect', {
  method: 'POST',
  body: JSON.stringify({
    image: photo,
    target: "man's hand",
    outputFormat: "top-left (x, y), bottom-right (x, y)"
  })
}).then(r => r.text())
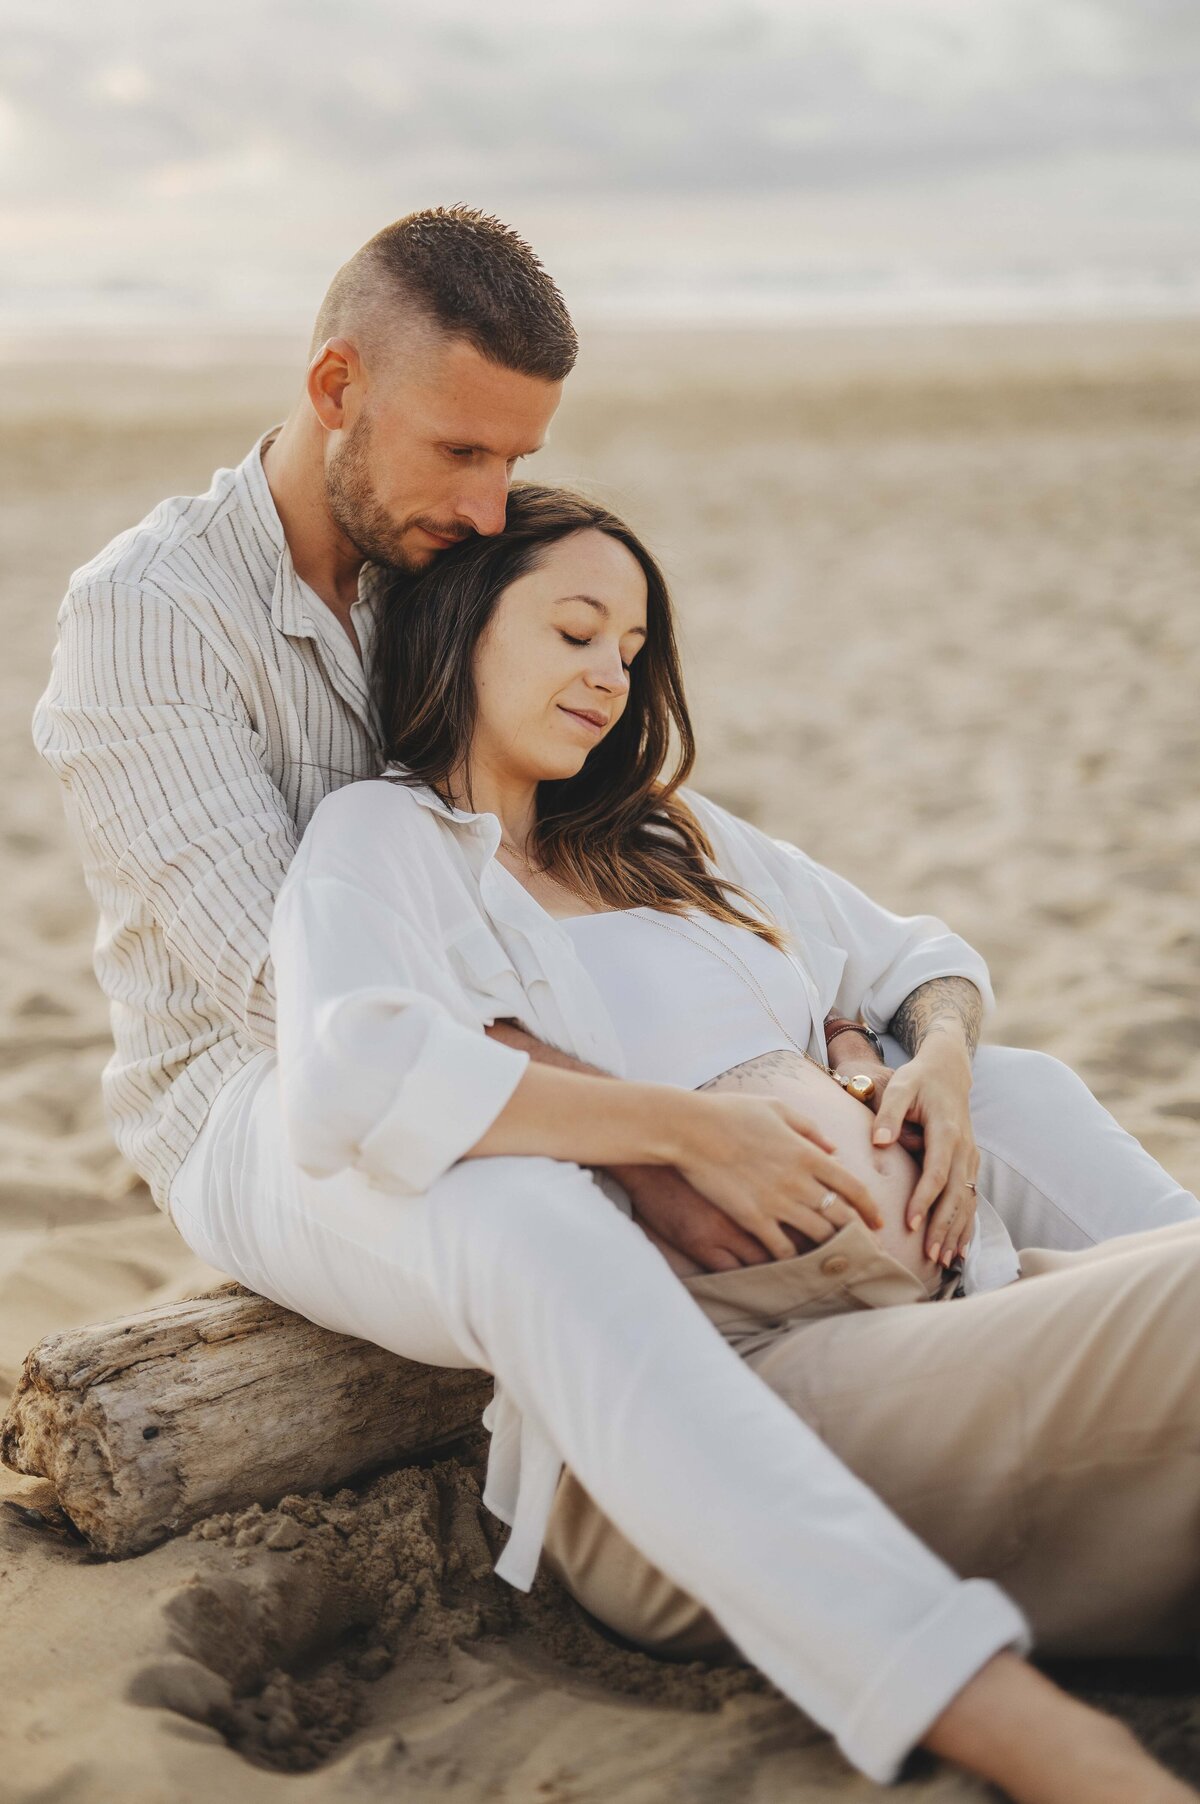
top-left (486, 1018), bottom-right (777, 1272)
top-left (611, 1162), bottom-right (777, 1273)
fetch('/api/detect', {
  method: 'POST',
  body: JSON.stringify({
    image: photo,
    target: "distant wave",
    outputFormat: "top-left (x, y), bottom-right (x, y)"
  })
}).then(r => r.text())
top-left (580, 266), bottom-right (1200, 325)
top-left (3, 264), bottom-right (1200, 335)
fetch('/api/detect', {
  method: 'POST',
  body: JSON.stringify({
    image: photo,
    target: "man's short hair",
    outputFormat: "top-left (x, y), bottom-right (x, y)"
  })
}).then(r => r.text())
top-left (310, 205), bottom-right (577, 382)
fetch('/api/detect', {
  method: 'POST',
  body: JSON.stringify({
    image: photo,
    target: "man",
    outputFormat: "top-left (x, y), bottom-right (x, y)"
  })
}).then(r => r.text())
top-left (32, 207), bottom-right (1200, 1793)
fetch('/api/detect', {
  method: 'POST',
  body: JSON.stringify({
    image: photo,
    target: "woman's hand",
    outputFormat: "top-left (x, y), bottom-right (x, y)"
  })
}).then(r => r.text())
top-left (869, 1036), bottom-right (979, 1267)
top-left (669, 1093), bottom-right (884, 1261)
top-left (829, 1062), bottom-right (926, 1154)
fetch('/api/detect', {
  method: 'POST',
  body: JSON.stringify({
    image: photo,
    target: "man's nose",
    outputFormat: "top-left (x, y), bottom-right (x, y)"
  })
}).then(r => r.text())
top-left (455, 468), bottom-right (509, 538)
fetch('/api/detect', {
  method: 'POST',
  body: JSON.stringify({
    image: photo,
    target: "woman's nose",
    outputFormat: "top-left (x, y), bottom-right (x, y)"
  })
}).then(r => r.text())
top-left (588, 650), bottom-right (629, 694)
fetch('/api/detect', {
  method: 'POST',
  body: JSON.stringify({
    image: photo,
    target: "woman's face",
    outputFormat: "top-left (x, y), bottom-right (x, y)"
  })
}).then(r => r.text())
top-left (470, 529), bottom-right (649, 786)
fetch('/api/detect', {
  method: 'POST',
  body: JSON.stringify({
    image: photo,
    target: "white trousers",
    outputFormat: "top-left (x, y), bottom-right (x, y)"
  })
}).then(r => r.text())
top-left (902, 1040), bottom-right (1200, 1253)
top-left (167, 1044), bottom-right (1197, 1784)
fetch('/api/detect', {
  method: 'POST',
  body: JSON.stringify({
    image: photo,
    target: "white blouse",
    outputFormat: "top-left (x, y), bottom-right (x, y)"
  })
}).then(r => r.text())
top-left (560, 904), bottom-right (819, 1088)
top-left (269, 771), bottom-right (1004, 1589)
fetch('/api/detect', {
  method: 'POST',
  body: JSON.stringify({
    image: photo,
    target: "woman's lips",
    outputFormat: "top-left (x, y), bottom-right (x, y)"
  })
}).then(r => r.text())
top-left (558, 705), bottom-right (607, 735)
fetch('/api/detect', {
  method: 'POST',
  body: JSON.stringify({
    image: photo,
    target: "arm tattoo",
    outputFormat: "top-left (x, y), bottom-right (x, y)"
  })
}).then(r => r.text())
top-left (890, 977), bottom-right (982, 1060)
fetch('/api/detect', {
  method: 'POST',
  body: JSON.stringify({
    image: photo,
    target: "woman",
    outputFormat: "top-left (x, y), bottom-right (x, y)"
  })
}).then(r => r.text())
top-left (175, 486), bottom-right (1199, 1801)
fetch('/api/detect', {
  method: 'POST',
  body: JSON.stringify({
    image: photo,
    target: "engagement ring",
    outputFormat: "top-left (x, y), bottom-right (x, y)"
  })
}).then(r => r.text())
top-left (819, 1190), bottom-right (839, 1213)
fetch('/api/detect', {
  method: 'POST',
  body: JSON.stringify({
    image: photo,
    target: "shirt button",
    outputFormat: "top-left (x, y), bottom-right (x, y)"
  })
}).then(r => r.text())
top-left (821, 1254), bottom-right (850, 1277)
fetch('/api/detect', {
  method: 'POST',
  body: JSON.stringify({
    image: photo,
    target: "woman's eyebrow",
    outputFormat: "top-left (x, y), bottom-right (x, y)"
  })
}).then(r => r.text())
top-left (555, 595), bottom-right (647, 637)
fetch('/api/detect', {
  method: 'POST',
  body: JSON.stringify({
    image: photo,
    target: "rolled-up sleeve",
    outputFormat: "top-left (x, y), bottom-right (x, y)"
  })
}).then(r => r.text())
top-left (680, 791), bottom-right (994, 1034)
top-left (270, 840), bottom-right (529, 1194)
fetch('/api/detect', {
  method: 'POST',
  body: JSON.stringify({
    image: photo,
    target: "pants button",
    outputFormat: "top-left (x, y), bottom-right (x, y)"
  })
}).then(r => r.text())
top-left (820, 1254), bottom-right (850, 1276)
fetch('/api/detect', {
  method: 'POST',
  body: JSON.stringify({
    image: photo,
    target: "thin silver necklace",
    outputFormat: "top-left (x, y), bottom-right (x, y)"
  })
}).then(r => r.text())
top-left (631, 908), bottom-right (828, 1074)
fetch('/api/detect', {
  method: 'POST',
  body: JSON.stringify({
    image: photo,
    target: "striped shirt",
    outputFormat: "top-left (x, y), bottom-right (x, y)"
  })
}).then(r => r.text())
top-left (32, 428), bottom-right (385, 1207)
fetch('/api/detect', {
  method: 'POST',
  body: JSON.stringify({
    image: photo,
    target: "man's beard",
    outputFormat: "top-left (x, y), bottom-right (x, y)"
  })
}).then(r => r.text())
top-left (325, 411), bottom-right (470, 574)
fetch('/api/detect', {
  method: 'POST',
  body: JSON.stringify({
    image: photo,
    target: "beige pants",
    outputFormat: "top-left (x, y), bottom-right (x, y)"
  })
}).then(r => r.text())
top-left (542, 1216), bottom-right (1200, 1662)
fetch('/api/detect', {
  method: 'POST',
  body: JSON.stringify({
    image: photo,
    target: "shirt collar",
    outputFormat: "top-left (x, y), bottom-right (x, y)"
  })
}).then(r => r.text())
top-left (388, 769), bottom-right (498, 833)
top-left (235, 425), bottom-right (379, 643)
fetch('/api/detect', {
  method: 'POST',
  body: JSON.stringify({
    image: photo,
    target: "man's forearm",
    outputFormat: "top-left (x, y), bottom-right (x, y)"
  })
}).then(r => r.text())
top-left (487, 1019), bottom-right (606, 1078)
top-left (890, 977), bottom-right (982, 1060)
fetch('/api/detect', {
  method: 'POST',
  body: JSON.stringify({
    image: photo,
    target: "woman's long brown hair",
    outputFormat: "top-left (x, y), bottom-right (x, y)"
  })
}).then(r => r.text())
top-left (372, 483), bottom-right (784, 945)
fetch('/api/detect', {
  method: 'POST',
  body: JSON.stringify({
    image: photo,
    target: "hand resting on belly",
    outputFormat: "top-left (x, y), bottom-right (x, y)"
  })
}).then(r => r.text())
top-left (633, 1049), bottom-right (943, 1293)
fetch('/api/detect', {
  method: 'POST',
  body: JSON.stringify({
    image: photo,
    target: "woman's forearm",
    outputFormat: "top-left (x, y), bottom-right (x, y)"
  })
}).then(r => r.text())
top-left (464, 1059), bottom-right (701, 1169)
top-left (474, 1022), bottom-right (886, 1257)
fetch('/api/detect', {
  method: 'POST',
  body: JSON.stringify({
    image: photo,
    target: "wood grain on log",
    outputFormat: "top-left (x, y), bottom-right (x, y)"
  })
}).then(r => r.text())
top-left (0, 1283), bottom-right (493, 1557)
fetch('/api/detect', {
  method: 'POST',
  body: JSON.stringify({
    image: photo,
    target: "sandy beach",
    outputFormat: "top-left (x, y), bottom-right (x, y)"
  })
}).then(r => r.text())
top-left (2, 316), bottom-right (1199, 1799)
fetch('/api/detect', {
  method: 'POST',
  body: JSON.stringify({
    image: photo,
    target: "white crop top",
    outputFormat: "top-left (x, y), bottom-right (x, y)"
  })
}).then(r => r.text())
top-left (562, 906), bottom-right (816, 1090)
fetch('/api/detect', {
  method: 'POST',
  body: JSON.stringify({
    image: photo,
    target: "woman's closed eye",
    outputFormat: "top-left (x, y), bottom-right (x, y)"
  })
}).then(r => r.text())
top-left (559, 629), bottom-right (633, 671)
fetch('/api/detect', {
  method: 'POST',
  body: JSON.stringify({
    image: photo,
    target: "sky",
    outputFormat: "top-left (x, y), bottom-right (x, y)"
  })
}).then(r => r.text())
top-left (4, 0), bottom-right (1200, 329)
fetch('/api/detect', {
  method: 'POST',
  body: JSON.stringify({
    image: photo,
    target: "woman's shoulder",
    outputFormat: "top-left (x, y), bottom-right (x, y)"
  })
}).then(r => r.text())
top-left (677, 786), bottom-right (825, 899)
top-left (677, 786), bottom-right (777, 864)
top-left (295, 776), bottom-right (448, 881)
top-left (309, 773), bottom-right (433, 829)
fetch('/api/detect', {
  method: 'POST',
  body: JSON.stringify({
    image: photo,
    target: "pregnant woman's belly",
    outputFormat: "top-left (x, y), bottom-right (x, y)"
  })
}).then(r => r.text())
top-left (636, 1049), bottom-right (942, 1293)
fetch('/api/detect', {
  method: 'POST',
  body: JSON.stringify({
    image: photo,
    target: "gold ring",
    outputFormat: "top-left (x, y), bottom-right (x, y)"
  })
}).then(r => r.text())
top-left (965, 1181), bottom-right (977, 1193)
top-left (819, 1190), bottom-right (839, 1213)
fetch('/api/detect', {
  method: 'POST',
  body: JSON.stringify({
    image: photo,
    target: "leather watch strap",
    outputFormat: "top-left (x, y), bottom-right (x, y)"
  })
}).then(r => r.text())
top-left (825, 1016), bottom-right (885, 1060)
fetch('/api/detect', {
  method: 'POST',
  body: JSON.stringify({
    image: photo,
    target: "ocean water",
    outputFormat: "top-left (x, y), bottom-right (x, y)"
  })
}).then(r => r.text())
top-left (5, 168), bottom-right (1199, 340)
top-left (5, 261), bottom-right (1200, 341)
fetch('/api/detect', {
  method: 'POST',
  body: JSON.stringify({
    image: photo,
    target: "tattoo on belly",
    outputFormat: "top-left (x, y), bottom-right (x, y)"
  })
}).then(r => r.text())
top-left (698, 1049), bottom-right (824, 1094)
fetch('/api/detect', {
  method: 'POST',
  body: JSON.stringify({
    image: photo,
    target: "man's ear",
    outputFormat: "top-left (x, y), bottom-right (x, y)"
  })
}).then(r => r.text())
top-left (307, 337), bottom-right (362, 433)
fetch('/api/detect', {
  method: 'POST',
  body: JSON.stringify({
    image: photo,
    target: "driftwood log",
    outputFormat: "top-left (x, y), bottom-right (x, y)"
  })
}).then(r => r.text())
top-left (0, 1281), bottom-right (493, 1558)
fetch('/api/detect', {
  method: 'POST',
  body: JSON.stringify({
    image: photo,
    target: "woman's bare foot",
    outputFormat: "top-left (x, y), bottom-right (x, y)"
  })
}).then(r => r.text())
top-left (924, 1653), bottom-right (1197, 1803)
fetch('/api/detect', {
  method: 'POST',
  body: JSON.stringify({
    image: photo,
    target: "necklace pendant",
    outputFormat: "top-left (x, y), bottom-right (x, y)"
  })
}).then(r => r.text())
top-left (834, 1071), bottom-right (877, 1105)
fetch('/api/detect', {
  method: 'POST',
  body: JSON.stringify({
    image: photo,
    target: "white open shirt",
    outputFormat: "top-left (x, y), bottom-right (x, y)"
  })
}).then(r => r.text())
top-left (269, 772), bottom-right (1019, 1589)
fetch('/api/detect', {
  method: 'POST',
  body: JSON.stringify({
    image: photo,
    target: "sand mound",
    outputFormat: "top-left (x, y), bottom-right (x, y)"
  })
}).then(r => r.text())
top-left (138, 1440), bottom-right (766, 1777)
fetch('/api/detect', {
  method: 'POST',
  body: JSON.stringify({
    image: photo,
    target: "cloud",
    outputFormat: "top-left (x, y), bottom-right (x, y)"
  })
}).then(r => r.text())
top-left (3, 0), bottom-right (1199, 209)
top-left (1, 0), bottom-right (1196, 326)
